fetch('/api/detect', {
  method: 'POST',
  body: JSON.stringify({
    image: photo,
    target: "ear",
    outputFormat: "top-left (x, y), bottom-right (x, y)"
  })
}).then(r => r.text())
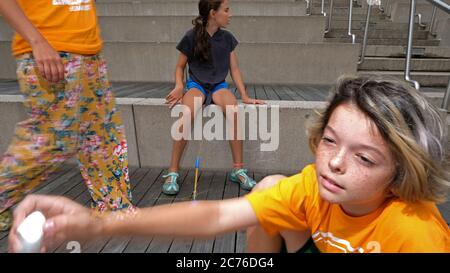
top-left (209, 9), bottom-right (216, 19)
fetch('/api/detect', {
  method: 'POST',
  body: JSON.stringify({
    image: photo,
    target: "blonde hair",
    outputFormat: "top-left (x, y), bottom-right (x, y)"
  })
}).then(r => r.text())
top-left (308, 75), bottom-right (450, 203)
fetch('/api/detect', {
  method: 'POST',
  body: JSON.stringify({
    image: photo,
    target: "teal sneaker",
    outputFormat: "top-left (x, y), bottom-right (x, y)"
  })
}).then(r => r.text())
top-left (0, 208), bottom-right (12, 232)
top-left (162, 172), bottom-right (180, 195)
top-left (230, 169), bottom-right (256, 191)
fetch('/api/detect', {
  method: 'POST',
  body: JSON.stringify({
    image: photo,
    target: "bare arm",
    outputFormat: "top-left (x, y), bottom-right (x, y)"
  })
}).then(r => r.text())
top-left (166, 53), bottom-right (188, 108)
top-left (103, 198), bottom-right (258, 238)
top-left (0, 0), bottom-right (64, 82)
top-left (230, 51), bottom-right (265, 105)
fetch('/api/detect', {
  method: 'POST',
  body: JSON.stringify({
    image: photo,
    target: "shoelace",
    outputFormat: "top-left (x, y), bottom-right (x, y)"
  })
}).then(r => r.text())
top-left (162, 172), bottom-right (179, 187)
top-left (234, 169), bottom-right (256, 187)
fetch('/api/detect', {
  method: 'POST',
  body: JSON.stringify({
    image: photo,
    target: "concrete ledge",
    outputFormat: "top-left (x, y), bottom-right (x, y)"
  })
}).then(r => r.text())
top-left (0, 96), bottom-right (141, 167)
top-left (0, 41), bottom-right (358, 84)
top-left (2, 96), bottom-right (447, 172)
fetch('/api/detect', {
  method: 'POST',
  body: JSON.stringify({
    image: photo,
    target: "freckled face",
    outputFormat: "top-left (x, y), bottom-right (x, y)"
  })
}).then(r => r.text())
top-left (315, 103), bottom-right (396, 215)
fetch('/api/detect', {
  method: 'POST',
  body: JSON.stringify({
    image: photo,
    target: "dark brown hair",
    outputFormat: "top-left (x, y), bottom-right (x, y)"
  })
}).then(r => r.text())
top-left (192, 0), bottom-right (223, 63)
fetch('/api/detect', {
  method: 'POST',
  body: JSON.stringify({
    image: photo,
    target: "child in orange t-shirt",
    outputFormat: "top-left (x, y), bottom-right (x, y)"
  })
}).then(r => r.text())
top-left (9, 75), bottom-right (450, 253)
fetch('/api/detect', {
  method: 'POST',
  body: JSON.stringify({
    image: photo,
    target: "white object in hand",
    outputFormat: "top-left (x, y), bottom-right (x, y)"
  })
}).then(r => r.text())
top-left (17, 211), bottom-right (46, 253)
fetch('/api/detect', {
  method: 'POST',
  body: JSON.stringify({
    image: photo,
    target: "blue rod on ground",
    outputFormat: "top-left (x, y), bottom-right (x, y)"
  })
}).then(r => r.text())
top-left (193, 156), bottom-right (200, 200)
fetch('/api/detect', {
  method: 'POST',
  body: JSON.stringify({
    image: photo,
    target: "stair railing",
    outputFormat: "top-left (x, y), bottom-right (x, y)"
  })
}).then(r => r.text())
top-left (405, 0), bottom-right (421, 90)
top-left (348, 0), bottom-right (356, 43)
top-left (305, 0), bottom-right (312, 16)
top-left (429, 6), bottom-right (438, 35)
top-left (406, 0), bottom-right (450, 109)
top-left (423, 0), bottom-right (450, 109)
top-left (324, 0), bottom-right (334, 33)
top-left (358, 1), bottom-right (376, 64)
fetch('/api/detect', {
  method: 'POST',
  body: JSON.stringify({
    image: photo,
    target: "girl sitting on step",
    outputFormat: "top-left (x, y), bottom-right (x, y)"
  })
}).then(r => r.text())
top-left (162, 0), bottom-right (265, 195)
top-left (9, 75), bottom-right (450, 253)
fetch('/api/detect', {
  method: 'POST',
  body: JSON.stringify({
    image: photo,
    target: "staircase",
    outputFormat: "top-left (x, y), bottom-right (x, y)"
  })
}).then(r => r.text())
top-left (318, 0), bottom-right (450, 87)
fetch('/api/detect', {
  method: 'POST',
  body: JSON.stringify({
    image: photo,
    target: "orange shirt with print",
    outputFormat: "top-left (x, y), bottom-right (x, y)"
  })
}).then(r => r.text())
top-left (246, 164), bottom-right (450, 253)
top-left (12, 0), bottom-right (102, 56)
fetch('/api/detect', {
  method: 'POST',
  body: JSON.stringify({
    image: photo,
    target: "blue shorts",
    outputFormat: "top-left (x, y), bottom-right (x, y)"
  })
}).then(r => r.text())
top-left (185, 78), bottom-right (229, 97)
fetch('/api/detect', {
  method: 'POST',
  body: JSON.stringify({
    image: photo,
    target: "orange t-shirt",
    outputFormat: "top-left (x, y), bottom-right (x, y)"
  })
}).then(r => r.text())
top-left (12, 0), bottom-right (102, 56)
top-left (246, 164), bottom-right (450, 253)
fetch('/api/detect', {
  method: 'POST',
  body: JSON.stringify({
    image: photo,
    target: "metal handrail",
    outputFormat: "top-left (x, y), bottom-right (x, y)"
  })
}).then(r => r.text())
top-left (424, 0), bottom-right (450, 110)
top-left (321, 0), bottom-right (327, 16)
top-left (415, 13), bottom-right (427, 28)
top-left (348, 0), bottom-right (356, 43)
top-left (324, 0), bottom-right (334, 33)
top-left (444, 77), bottom-right (450, 110)
top-left (429, 6), bottom-right (437, 35)
top-left (425, 0), bottom-right (450, 12)
top-left (405, 0), bottom-right (420, 90)
top-left (358, 3), bottom-right (372, 65)
top-left (305, 0), bottom-right (312, 16)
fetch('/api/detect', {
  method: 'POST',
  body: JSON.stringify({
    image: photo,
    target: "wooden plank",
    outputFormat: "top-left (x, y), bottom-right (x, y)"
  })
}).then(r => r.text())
top-left (122, 170), bottom-right (189, 253)
top-left (281, 85), bottom-right (307, 101)
top-left (126, 82), bottom-right (166, 98)
top-left (122, 169), bottom-right (180, 253)
top-left (52, 167), bottom-right (142, 253)
top-left (80, 167), bottom-right (151, 253)
top-left (167, 169), bottom-right (199, 253)
top-left (254, 84), bottom-right (268, 100)
top-left (247, 85), bottom-right (256, 100)
top-left (189, 171), bottom-right (217, 253)
top-left (289, 85), bottom-right (321, 101)
top-left (146, 170), bottom-right (195, 253)
top-left (235, 172), bottom-right (267, 254)
top-left (213, 171), bottom-right (239, 253)
top-left (169, 170), bottom-right (216, 253)
top-left (101, 168), bottom-right (162, 253)
top-left (148, 83), bottom-right (173, 98)
top-left (0, 165), bottom-right (72, 243)
top-left (0, 166), bottom-right (82, 252)
top-left (306, 85), bottom-right (329, 100)
top-left (271, 85), bottom-right (294, 101)
top-left (264, 85), bottom-right (280, 101)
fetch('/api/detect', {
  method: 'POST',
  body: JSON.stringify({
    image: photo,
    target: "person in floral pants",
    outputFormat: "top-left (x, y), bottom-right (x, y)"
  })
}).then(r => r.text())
top-left (0, 0), bottom-right (134, 231)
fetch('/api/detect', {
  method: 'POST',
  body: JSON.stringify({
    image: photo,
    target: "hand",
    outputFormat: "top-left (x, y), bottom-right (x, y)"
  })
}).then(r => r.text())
top-left (8, 194), bottom-right (95, 253)
top-left (31, 40), bottom-right (64, 83)
top-left (165, 86), bottom-right (184, 108)
top-left (242, 96), bottom-right (265, 105)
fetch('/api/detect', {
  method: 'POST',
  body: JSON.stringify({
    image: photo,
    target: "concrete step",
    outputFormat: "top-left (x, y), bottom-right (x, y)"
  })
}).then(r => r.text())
top-left (0, 15), bottom-right (326, 43)
top-left (100, 16), bottom-right (326, 43)
top-left (365, 45), bottom-right (450, 58)
top-left (95, 1), bottom-right (309, 16)
top-left (325, 37), bottom-right (440, 46)
top-left (330, 20), bottom-right (427, 31)
top-left (358, 57), bottom-right (450, 72)
top-left (358, 70), bottom-right (450, 87)
top-left (0, 41), bottom-right (358, 84)
top-left (325, 29), bottom-right (430, 39)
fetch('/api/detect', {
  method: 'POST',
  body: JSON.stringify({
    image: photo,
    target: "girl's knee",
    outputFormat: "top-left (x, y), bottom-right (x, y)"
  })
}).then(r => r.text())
top-left (252, 175), bottom-right (286, 192)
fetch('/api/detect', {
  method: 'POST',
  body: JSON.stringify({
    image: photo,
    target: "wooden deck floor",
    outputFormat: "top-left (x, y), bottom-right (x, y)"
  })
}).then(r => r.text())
top-left (0, 80), bottom-right (446, 101)
top-left (0, 164), bottom-right (273, 253)
top-left (0, 164), bottom-right (449, 253)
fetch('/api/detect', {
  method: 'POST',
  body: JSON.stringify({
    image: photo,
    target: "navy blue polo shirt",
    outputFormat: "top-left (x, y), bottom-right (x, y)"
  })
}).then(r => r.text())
top-left (176, 28), bottom-right (239, 89)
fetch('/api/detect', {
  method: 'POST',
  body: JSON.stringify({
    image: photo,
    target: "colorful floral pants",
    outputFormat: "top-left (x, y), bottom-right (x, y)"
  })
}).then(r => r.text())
top-left (0, 52), bottom-right (133, 214)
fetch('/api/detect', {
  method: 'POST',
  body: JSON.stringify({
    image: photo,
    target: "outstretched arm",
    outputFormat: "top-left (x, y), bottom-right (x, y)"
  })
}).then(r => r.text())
top-left (104, 197), bottom-right (258, 238)
top-left (0, 0), bottom-right (64, 82)
top-left (230, 51), bottom-right (265, 105)
top-left (9, 194), bottom-right (259, 252)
